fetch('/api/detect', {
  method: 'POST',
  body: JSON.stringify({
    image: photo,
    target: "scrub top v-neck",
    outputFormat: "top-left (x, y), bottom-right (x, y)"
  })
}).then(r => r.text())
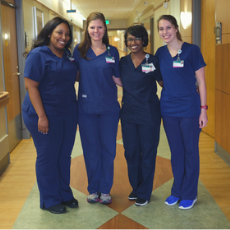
top-left (155, 42), bottom-right (206, 117)
top-left (73, 44), bottom-right (120, 114)
top-left (120, 53), bottom-right (162, 125)
top-left (22, 46), bottom-right (78, 117)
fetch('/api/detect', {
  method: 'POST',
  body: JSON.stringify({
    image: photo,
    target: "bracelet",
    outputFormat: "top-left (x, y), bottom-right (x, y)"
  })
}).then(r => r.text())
top-left (200, 105), bottom-right (208, 110)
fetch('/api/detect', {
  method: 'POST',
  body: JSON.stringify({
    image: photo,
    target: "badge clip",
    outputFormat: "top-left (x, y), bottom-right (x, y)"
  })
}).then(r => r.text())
top-left (145, 54), bottom-right (150, 64)
top-left (177, 49), bottom-right (182, 61)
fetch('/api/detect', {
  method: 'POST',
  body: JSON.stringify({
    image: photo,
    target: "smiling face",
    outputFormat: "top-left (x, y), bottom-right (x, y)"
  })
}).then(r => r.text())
top-left (49, 23), bottom-right (70, 53)
top-left (87, 19), bottom-right (106, 42)
top-left (126, 33), bottom-right (143, 54)
top-left (158, 19), bottom-right (178, 44)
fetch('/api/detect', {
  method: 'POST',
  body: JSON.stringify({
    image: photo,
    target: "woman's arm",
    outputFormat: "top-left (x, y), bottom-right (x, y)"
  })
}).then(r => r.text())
top-left (76, 71), bottom-right (80, 82)
top-left (195, 67), bottom-right (208, 128)
top-left (112, 76), bottom-right (123, 87)
top-left (158, 80), bottom-right (163, 87)
top-left (25, 77), bottom-right (49, 134)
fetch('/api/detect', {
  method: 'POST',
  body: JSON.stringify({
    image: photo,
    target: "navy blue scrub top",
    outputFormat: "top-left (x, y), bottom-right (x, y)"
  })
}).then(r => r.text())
top-left (120, 54), bottom-right (162, 125)
top-left (155, 42), bottom-right (206, 117)
top-left (22, 46), bottom-right (78, 117)
top-left (73, 44), bottom-right (120, 114)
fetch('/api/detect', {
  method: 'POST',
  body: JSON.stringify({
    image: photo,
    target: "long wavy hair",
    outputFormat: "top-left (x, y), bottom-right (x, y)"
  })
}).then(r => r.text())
top-left (78, 12), bottom-right (109, 59)
top-left (31, 17), bottom-right (72, 50)
top-left (157, 15), bottom-right (182, 41)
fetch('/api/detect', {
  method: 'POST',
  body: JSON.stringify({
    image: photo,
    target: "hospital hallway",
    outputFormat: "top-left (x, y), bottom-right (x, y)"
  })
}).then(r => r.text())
top-left (0, 86), bottom-right (230, 229)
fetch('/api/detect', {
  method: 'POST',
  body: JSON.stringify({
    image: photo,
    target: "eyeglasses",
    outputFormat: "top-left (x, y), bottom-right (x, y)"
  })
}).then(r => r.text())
top-left (126, 37), bottom-right (142, 42)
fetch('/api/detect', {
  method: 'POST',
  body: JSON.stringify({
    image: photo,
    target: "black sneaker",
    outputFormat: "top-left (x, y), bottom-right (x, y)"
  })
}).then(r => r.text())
top-left (135, 198), bottom-right (148, 206)
top-left (128, 191), bottom-right (137, 200)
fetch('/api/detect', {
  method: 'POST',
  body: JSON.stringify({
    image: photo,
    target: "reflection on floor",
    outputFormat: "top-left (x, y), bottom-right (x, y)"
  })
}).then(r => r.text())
top-left (1, 87), bottom-right (230, 229)
top-left (12, 125), bottom-right (230, 229)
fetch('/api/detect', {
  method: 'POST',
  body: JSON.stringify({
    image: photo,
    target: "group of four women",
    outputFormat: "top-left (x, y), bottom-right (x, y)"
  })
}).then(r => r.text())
top-left (22, 12), bottom-right (208, 214)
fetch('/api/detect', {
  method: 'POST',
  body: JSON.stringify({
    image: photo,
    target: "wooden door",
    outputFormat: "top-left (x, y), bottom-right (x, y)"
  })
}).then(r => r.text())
top-left (1, 2), bottom-right (22, 151)
top-left (215, 0), bottom-right (230, 162)
top-left (201, 0), bottom-right (216, 137)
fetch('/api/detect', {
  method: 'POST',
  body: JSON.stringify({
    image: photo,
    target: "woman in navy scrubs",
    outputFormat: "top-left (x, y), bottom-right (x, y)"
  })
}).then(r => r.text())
top-left (22, 17), bottom-right (78, 214)
top-left (156, 15), bottom-right (208, 209)
top-left (120, 25), bottom-right (163, 206)
top-left (73, 12), bottom-right (122, 204)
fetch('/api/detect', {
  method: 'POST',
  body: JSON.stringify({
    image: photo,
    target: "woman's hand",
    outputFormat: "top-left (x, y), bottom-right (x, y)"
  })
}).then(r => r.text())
top-left (199, 109), bottom-right (208, 128)
top-left (196, 67), bottom-right (208, 128)
top-left (25, 78), bottom-right (49, 134)
top-left (112, 76), bottom-right (123, 87)
top-left (38, 115), bottom-right (49, 134)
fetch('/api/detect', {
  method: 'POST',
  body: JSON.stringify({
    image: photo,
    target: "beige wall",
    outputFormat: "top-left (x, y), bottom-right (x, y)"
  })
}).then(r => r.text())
top-left (107, 20), bottom-right (127, 30)
top-left (23, 0), bottom-right (83, 53)
top-left (153, 1), bottom-right (171, 54)
top-left (180, 0), bottom-right (192, 43)
top-left (36, 0), bottom-right (83, 29)
top-left (23, 0), bottom-right (50, 52)
top-left (127, 0), bottom-right (164, 27)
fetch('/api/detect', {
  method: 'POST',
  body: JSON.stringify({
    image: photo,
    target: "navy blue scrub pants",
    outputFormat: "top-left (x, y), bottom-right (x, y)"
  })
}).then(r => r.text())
top-left (162, 116), bottom-right (201, 200)
top-left (78, 111), bottom-right (119, 194)
top-left (121, 119), bottom-right (160, 201)
top-left (23, 111), bottom-right (77, 209)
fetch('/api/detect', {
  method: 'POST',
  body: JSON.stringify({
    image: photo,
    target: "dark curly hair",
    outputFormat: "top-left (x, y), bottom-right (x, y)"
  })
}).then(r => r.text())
top-left (124, 25), bottom-right (148, 47)
top-left (31, 17), bottom-right (72, 50)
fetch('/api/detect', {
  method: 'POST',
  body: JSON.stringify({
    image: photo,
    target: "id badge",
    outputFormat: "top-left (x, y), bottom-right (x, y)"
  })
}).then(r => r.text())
top-left (173, 60), bottom-right (184, 68)
top-left (68, 57), bottom-right (74, 62)
top-left (106, 56), bottom-right (115, 63)
top-left (142, 63), bottom-right (156, 73)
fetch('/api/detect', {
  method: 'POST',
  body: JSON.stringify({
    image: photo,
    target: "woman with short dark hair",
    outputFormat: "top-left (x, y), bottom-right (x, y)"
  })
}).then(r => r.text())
top-left (120, 25), bottom-right (163, 206)
top-left (22, 17), bottom-right (78, 214)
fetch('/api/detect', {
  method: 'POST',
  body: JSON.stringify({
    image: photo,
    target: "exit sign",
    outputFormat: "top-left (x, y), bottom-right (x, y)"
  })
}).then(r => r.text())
top-left (67, 9), bottom-right (76, 13)
top-left (106, 20), bottom-right (109, 25)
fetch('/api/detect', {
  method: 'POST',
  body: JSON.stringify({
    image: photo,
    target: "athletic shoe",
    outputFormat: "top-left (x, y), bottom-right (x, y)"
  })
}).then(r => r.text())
top-left (135, 198), bottom-right (148, 206)
top-left (165, 196), bottom-right (180, 206)
top-left (87, 193), bottom-right (100, 203)
top-left (179, 197), bottom-right (197, 210)
top-left (100, 193), bottom-right (112, 204)
top-left (128, 191), bottom-right (137, 200)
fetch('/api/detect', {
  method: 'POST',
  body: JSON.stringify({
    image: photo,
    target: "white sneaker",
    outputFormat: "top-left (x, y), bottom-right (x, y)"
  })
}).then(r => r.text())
top-left (87, 193), bottom-right (99, 203)
top-left (100, 193), bottom-right (112, 204)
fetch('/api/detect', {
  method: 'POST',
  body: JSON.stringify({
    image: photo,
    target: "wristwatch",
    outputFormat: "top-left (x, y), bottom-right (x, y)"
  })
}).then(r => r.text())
top-left (200, 105), bottom-right (208, 110)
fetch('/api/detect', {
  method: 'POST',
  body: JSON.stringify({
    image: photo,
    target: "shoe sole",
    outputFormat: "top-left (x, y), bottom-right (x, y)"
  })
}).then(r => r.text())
top-left (41, 207), bottom-right (67, 214)
top-left (165, 200), bottom-right (180, 206)
top-left (63, 204), bottom-right (79, 208)
top-left (128, 197), bottom-right (137, 200)
top-left (135, 200), bottom-right (148, 206)
top-left (48, 209), bottom-right (67, 214)
top-left (100, 200), bottom-right (112, 204)
top-left (179, 198), bottom-right (197, 210)
top-left (87, 198), bottom-right (99, 203)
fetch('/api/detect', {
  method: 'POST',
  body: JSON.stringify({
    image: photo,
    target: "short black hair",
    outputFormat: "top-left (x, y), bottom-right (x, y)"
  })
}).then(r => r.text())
top-left (31, 17), bottom-right (72, 50)
top-left (124, 25), bottom-right (148, 47)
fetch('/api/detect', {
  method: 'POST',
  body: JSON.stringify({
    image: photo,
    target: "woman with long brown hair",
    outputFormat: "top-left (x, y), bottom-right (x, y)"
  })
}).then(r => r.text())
top-left (73, 12), bottom-right (122, 204)
top-left (156, 15), bottom-right (208, 209)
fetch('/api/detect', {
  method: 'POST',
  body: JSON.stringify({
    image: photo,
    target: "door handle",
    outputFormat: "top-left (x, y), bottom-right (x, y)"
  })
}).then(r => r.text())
top-left (14, 72), bottom-right (21, 76)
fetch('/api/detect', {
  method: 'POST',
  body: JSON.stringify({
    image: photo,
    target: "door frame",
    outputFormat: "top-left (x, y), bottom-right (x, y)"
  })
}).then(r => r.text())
top-left (15, 0), bottom-right (30, 139)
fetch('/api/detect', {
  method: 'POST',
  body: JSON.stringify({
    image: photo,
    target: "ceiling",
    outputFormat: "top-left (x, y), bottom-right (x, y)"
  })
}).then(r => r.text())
top-left (71, 0), bottom-right (149, 20)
